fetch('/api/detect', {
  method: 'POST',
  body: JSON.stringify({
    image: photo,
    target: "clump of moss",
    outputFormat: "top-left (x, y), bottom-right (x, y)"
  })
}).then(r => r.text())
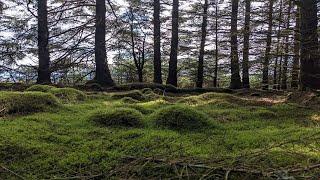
top-left (0, 91), bottom-right (60, 116)
top-left (89, 108), bottom-right (143, 128)
top-left (151, 105), bottom-right (210, 131)
top-left (111, 90), bottom-right (145, 101)
top-left (121, 97), bottom-right (140, 104)
top-left (49, 88), bottom-right (87, 103)
top-left (142, 88), bottom-right (153, 94)
top-left (26, 84), bottom-right (56, 93)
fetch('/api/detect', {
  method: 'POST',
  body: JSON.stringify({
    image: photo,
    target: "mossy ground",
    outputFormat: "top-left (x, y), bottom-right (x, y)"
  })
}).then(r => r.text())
top-left (0, 90), bottom-right (319, 179)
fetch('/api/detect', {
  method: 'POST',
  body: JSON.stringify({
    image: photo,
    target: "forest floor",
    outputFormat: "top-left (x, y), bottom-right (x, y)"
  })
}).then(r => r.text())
top-left (0, 86), bottom-right (319, 179)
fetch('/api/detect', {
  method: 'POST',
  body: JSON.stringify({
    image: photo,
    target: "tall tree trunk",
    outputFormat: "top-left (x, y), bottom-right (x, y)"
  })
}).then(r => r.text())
top-left (273, 0), bottom-right (283, 89)
top-left (300, 0), bottom-right (320, 89)
top-left (196, 0), bottom-right (208, 88)
top-left (213, 0), bottom-right (219, 87)
top-left (281, 0), bottom-right (292, 90)
top-left (262, 0), bottom-right (274, 90)
top-left (230, 0), bottom-right (242, 89)
top-left (153, 0), bottom-right (162, 84)
top-left (242, 0), bottom-right (251, 89)
top-left (37, 0), bottom-right (51, 84)
top-left (291, 6), bottom-right (300, 89)
top-left (94, 0), bottom-right (114, 87)
top-left (166, 0), bottom-right (179, 87)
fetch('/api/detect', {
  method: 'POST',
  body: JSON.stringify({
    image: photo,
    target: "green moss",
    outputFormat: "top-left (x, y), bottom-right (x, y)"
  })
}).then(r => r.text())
top-left (151, 105), bottom-right (210, 131)
top-left (89, 108), bottom-right (143, 128)
top-left (111, 90), bottom-right (145, 101)
top-left (0, 91), bottom-right (60, 116)
top-left (121, 97), bottom-right (140, 104)
top-left (49, 88), bottom-right (87, 103)
top-left (26, 84), bottom-right (56, 92)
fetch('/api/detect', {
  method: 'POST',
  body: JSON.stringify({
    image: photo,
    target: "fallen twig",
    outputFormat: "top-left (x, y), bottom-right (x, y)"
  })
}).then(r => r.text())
top-left (0, 164), bottom-right (25, 180)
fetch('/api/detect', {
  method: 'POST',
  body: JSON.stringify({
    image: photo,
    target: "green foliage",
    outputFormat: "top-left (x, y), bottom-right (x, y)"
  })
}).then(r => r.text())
top-left (254, 109), bottom-right (278, 119)
top-left (49, 88), bottom-right (87, 103)
top-left (89, 108), bottom-right (143, 128)
top-left (0, 91), bottom-right (60, 116)
top-left (26, 84), bottom-right (56, 92)
top-left (151, 105), bottom-right (210, 131)
top-left (111, 90), bottom-right (145, 101)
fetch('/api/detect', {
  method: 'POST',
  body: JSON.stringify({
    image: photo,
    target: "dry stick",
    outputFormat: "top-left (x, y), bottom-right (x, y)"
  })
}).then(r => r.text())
top-left (0, 165), bottom-right (26, 180)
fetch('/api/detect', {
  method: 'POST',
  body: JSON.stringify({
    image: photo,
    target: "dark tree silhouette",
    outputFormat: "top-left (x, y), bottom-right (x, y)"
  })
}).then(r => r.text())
top-left (167, 0), bottom-right (179, 87)
top-left (242, 0), bottom-right (251, 88)
top-left (37, 0), bottom-right (51, 84)
top-left (196, 0), bottom-right (208, 88)
top-left (230, 0), bottom-right (242, 89)
top-left (94, 0), bottom-right (114, 87)
top-left (153, 0), bottom-right (162, 84)
top-left (300, 0), bottom-right (320, 89)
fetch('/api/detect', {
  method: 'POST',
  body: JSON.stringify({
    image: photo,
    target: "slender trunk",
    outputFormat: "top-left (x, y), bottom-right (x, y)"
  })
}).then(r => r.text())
top-left (166, 0), bottom-right (179, 87)
top-left (94, 0), bottom-right (114, 86)
top-left (281, 0), bottom-right (292, 90)
top-left (242, 0), bottom-right (251, 88)
top-left (291, 7), bottom-right (300, 89)
top-left (153, 0), bottom-right (162, 84)
top-left (273, 0), bottom-right (283, 89)
top-left (230, 0), bottom-right (242, 89)
top-left (213, 0), bottom-right (219, 88)
top-left (262, 0), bottom-right (274, 90)
top-left (196, 0), bottom-right (208, 88)
top-left (37, 0), bottom-right (51, 84)
top-left (300, 0), bottom-right (320, 89)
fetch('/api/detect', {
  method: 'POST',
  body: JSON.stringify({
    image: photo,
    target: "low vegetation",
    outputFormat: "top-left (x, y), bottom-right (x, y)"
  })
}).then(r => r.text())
top-left (0, 89), bottom-right (319, 179)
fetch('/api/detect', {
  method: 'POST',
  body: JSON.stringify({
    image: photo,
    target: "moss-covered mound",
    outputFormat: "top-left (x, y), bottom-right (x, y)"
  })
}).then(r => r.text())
top-left (26, 84), bottom-right (56, 93)
top-left (111, 90), bottom-right (145, 101)
top-left (0, 91), bottom-right (60, 116)
top-left (121, 97), bottom-right (140, 104)
top-left (89, 108), bottom-right (143, 128)
top-left (49, 88), bottom-right (87, 103)
top-left (151, 105), bottom-right (210, 131)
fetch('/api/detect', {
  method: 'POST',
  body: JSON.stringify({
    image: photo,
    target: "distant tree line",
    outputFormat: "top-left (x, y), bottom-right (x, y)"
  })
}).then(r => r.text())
top-left (0, 0), bottom-right (319, 90)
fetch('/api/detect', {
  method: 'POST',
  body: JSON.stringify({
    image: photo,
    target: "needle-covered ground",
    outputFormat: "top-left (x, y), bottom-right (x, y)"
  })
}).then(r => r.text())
top-left (0, 86), bottom-right (319, 179)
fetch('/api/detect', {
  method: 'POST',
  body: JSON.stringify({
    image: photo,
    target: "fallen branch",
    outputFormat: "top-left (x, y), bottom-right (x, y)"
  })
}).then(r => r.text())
top-left (0, 164), bottom-right (25, 180)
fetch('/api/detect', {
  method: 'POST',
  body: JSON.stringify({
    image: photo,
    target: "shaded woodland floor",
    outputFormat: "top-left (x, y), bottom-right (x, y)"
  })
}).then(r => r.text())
top-left (0, 85), bottom-right (319, 179)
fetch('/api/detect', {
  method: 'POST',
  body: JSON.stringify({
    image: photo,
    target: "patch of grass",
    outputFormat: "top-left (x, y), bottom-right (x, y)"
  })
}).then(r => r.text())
top-left (89, 108), bottom-right (143, 128)
top-left (121, 97), bottom-right (140, 104)
top-left (26, 84), bottom-right (56, 92)
top-left (151, 105), bottom-right (211, 131)
top-left (0, 91), bottom-right (60, 116)
top-left (49, 88), bottom-right (87, 103)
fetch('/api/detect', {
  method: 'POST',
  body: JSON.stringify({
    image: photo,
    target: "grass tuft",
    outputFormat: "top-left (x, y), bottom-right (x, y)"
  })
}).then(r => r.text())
top-left (89, 108), bottom-right (143, 128)
top-left (49, 88), bottom-right (87, 103)
top-left (26, 84), bottom-right (56, 92)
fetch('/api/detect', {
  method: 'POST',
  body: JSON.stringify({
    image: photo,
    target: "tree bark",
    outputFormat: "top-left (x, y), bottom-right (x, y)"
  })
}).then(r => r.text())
top-left (213, 0), bottom-right (219, 88)
top-left (166, 0), bottom-right (179, 87)
top-left (273, 0), bottom-right (283, 89)
top-left (153, 0), bottom-right (162, 84)
top-left (94, 0), bottom-right (114, 87)
top-left (196, 0), bottom-right (208, 88)
top-left (262, 0), bottom-right (274, 90)
top-left (242, 0), bottom-right (251, 89)
top-left (300, 0), bottom-right (320, 89)
top-left (281, 0), bottom-right (292, 90)
top-left (230, 0), bottom-right (242, 89)
top-left (291, 6), bottom-right (300, 89)
top-left (37, 0), bottom-right (51, 84)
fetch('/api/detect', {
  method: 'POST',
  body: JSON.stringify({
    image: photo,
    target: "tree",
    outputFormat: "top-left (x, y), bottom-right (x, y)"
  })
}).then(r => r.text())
top-left (167, 0), bottom-right (179, 87)
top-left (300, 0), bottom-right (320, 89)
top-left (242, 0), bottom-right (251, 88)
top-left (94, 0), bottom-right (114, 86)
top-left (213, 0), bottom-right (219, 88)
top-left (153, 0), bottom-right (162, 84)
top-left (37, 0), bottom-right (51, 84)
top-left (196, 0), bottom-right (208, 88)
top-left (281, 0), bottom-right (292, 90)
top-left (291, 6), bottom-right (300, 89)
top-left (261, 0), bottom-right (274, 90)
top-left (273, 0), bottom-right (283, 89)
top-left (230, 0), bottom-right (242, 89)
